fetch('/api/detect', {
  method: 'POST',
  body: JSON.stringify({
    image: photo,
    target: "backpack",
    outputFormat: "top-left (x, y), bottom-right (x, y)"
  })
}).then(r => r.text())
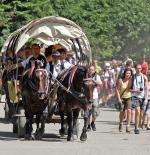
top-left (117, 66), bottom-right (124, 80)
top-left (131, 74), bottom-right (145, 89)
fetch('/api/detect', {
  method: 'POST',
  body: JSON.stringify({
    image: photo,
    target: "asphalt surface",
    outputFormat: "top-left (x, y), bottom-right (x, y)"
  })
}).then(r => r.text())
top-left (0, 99), bottom-right (150, 155)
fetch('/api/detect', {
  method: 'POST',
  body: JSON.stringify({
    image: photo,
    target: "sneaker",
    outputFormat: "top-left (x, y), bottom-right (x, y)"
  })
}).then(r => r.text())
top-left (134, 128), bottom-right (140, 134)
top-left (119, 123), bottom-right (123, 132)
top-left (91, 122), bottom-right (96, 131)
top-left (87, 125), bottom-right (91, 132)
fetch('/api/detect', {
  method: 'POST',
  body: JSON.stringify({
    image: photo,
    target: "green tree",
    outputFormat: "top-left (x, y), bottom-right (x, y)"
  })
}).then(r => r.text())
top-left (0, 0), bottom-right (56, 47)
top-left (1, 0), bottom-right (150, 62)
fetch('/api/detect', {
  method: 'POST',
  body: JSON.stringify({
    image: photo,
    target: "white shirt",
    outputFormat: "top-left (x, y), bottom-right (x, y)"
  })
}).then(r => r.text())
top-left (62, 60), bottom-right (72, 69)
top-left (46, 62), bottom-right (50, 74)
top-left (132, 74), bottom-right (147, 98)
top-left (45, 62), bottom-right (61, 78)
top-left (148, 83), bottom-right (150, 100)
top-left (46, 60), bottom-right (72, 78)
top-left (93, 74), bottom-right (102, 99)
top-left (53, 61), bottom-right (61, 78)
top-left (21, 55), bottom-right (33, 68)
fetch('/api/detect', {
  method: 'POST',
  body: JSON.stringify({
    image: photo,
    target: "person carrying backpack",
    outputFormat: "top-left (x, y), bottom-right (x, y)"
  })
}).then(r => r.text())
top-left (128, 64), bottom-right (148, 134)
top-left (87, 65), bottom-right (102, 131)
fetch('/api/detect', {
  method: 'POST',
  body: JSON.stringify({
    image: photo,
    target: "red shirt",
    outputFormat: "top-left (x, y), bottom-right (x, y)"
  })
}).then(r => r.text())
top-left (141, 62), bottom-right (148, 75)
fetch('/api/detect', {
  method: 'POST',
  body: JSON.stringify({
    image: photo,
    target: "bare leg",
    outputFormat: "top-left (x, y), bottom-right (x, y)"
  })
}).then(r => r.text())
top-left (134, 107), bottom-right (140, 134)
top-left (147, 115), bottom-right (150, 129)
top-left (127, 109), bottom-right (131, 125)
top-left (119, 110), bottom-right (125, 132)
top-left (139, 109), bottom-right (144, 128)
top-left (119, 111), bottom-right (125, 123)
top-left (131, 109), bottom-right (135, 123)
top-left (126, 109), bottom-right (131, 132)
top-left (141, 112), bottom-right (146, 128)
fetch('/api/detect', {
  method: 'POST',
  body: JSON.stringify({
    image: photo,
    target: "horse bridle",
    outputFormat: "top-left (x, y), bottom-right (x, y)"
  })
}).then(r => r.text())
top-left (27, 69), bottom-right (50, 97)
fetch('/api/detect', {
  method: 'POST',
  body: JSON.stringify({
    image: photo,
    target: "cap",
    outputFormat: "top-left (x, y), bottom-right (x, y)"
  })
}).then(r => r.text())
top-left (105, 62), bottom-right (110, 67)
top-left (52, 51), bottom-right (61, 57)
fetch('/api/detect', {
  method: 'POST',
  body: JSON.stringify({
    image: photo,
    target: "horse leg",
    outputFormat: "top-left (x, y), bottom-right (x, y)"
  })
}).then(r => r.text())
top-left (80, 108), bottom-right (89, 141)
top-left (73, 109), bottom-right (80, 137)
top-left (40, 114), bottom-right (46, 135)
top-left (59, 110), bottom-right (66, 136)
top-left (67, 111), bottom-right (74, 141)
top-left (36, 114), bottom-right (40, 129)
top-left (35, 113), bottom-right (41, 140)
top-left (24, 112), bottom-right (34, 140)
top-left (35, 113), bottom-right (45, 140)
top-left (87, 109), bottom-right (92, 131)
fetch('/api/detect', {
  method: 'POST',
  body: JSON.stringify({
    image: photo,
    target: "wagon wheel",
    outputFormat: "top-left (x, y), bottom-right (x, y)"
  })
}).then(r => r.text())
top-left (17, 107), bottom-right (26, 138)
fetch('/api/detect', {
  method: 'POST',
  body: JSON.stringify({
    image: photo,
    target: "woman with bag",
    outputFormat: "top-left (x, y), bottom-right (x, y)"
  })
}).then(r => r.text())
top-left (116, 68), bottom-right (133, 132)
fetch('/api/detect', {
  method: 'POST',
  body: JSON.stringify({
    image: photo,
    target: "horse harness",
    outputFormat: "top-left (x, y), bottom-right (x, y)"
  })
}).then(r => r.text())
top-left (51, 66), bottom-right (93, 103)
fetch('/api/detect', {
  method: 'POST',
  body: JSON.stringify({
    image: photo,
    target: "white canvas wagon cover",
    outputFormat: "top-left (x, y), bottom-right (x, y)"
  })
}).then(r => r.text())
top-left (1, 16), bottom-right (92, 62)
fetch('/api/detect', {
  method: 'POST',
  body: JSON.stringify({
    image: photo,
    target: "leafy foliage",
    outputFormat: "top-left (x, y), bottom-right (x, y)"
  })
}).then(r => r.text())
top-left (0, 0), bottom-right (150, 61)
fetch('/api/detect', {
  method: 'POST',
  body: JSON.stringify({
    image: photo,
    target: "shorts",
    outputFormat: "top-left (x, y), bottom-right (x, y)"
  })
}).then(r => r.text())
top-left (131, 96), bottom-right (145, 109)
top-left (93, 98), bottom-right (99, 107)
top-left (120, 98), bottom-right (132, 112)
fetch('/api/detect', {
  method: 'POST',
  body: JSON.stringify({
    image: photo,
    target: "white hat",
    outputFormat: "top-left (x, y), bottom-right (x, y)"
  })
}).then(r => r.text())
top-left (105, 62), bottom-right (110, 67)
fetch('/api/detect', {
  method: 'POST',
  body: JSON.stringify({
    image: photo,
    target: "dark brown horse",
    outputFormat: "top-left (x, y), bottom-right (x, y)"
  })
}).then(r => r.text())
top-left (57, 65), bottom-right (95, 141)
top-left (21, 68), bottom-right (50, 140)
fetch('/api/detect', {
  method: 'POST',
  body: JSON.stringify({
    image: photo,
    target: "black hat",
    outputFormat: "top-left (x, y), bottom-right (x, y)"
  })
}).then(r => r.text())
top-left (52, 51), bottom-right (61, 57)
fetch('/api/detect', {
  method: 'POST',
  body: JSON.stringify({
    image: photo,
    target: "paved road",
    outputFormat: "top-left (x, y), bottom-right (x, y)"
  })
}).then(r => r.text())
top-left (0, 102), bottom-right (150, 155)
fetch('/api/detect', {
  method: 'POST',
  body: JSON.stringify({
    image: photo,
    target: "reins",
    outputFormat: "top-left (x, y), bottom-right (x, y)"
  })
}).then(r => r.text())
top-left (50, 66), bottom-right (92, 102)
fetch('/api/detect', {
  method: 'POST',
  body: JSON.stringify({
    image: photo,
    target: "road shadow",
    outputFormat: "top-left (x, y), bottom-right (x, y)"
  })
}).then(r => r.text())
top-left (101, 108), bottom-right (118, 112)
top-left (0, 131), bottom-right (67, 142)
top-left (0, 131), bottom-right (18, 141)
top-left (96, 120), bottom-right (118, 125)
top-left (41, 133), bottom-right (66, 142)
top-left (0, 117), bottom-right (11, 124)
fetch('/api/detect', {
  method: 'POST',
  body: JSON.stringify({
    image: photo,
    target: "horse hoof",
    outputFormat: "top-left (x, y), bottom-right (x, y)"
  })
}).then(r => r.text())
top-left (34, 129), bottom-right (43, 140)
top-left (67, 135), bottom-right (74, 141)
top-left (59, 128), bottom-right (65, 137)
top-left (35, 135), bottom-right (42, 140)
top-left (34, 133), bottom-right (42, 140)
top-left (80, 132), bottom-right (87, 141)
top-left (24, 134), bottom-right (35, 140)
